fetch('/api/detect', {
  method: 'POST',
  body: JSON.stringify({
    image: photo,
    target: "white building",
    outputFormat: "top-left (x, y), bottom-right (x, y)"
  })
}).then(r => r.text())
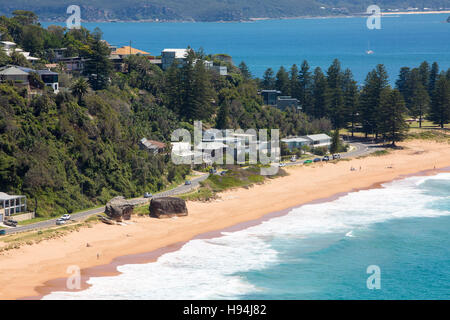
top-left (161, 49), bottom-right (190, 70)
top-left (0, 192), bottom-right (27, 222)
top-left (282, 134), bottom-right (332, 151)
top-left (0, 41), bottom-right (39, 62)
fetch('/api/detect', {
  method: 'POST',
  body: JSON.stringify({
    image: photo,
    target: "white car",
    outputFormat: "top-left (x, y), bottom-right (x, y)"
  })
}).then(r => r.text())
top-left (61, 214), bottom-right (71, 220)
top-left (56, 218), bottom-right (67, 225)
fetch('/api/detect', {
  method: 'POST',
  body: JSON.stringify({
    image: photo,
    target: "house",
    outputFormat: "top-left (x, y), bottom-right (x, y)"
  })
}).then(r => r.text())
top-left (0, 66), bottom-right (29, 83)
top-left (0, 41), bottom-right (39, 62)
top-left (139, 138), bottom-right (166, 154)
top-left (36, 69), bottom-right (59, 93)
top-left (304, 134), bottom-right (332, 147)
top-left (281, 134), bottom-right (332, 151)
top-left (0, 192), bottom-right (27, 222)
top-left (161, 49), bottom-right (190, 70)
top-left (55, 56), bottom-right (86, 73)
top-left (277, 96), bottom-right (299, 110)
top-left (281, 137), bottom-right (311, 151)
top-left (0, 66), bottom-right (60, 93)
top-left (111, 46), bottom-right (151, 57)
top-left (261, 90), bottom-right (281, 106)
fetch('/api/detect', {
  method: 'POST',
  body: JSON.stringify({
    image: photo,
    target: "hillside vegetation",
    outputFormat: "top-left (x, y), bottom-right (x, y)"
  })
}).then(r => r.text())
top-left (0, 1), bottom-right (450, 22)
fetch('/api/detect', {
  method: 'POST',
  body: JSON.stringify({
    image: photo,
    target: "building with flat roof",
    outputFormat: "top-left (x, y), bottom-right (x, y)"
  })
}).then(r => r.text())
top-left (277, 96), bottom-right (299, 110)
top-left (161, 49), bottom-right (190, 70)
top-left (0, 192), bottom-right (27, 222)
top-left (282, 134), bottom-right (332, 151)
top-left (261, 90), bottom-right (281, 106)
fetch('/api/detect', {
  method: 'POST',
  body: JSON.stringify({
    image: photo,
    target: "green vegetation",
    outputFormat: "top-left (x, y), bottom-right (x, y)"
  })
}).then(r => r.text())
top-left (1, 1), bottom-right (450, 22)
top-left (180, 165), bottom-right (286, 201)
top-left (408, 130), bottom-right (450, 142)
top-left (1, 11), bottom-right (449, 220)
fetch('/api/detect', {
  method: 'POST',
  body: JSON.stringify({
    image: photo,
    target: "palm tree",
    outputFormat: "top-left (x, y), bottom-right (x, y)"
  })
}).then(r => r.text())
top-left (71, 78), bottom-right (89, 105)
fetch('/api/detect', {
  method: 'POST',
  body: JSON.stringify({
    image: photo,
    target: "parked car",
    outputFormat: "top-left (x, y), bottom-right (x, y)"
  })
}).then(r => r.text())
top-left (313, 158), bottom-right (322, 162)
top-left (4, 220), bottom-right (18, 227)
top-left (279, 163), bottom-right (286, 167)
top-left (185, 180), bottom-right (192, 185)
top-left (209, 168), bottom-right (217, 174)
top-left (61, 214), bottom-right (71, 220)
top-left (56, 218), bottom-right (66, 225)
top-left (322, 155), bottom-right (330, 161)
top-left (144, 192), bottom-right (153, 198)
top-left (220, 170), bottom-right (228, 176)
top-left (290, 156), bottom-right (297, 162)
top-left (303, 160), bottom-right (313, 164)
top-left (332, 154), bottom-right (341, 160)
top-left (0, 230), bottom-right (5, 236)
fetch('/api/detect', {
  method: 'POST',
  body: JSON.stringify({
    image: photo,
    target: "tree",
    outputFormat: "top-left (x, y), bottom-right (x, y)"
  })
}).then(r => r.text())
top-left (379, 89), bottom-right (408, 146)
top-left (82, 36), bottom-right (112, 91)
top-left (429, 62), bottom-right (439, 96)
top-left (71, 78), bottom-right (89, 105)
top-left (289, 64), bottom-right (300, 99)
top-left (262, 68), bottom-right (275, 89)
top-left (407, 69), bottom-right (430, 128)
top-left (312, 67), bottom-right (330, 119)
top-left (327, 59), bottom-right (344, 128)
top-left (359, 64), bottom-right (389, 139)
top-left (238, 61), bottom-right (251, 80)
top-left (429, 75), bottom-right (450, 128)
top-left (330, 129), bottom-right (341, 154)
top-left (342, 69), bottom-right (359, 136)
top-left (275, 66), bottom-right (290, 95)
top-left (216, 101), bottom-right (230, 129)
top-left (298, 60), bottom-right (313, 114)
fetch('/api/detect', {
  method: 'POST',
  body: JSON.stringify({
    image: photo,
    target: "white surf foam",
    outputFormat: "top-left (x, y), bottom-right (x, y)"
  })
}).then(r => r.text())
top-left (43, 173), bottom-right (450, 300)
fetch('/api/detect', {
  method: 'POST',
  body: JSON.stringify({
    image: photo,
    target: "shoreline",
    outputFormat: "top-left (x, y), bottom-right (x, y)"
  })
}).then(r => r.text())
top-left (1, 140), bottom-right (450, 300)
top-left (29, 164), bottom-right (450, 300)
top-left (39, 11), bottom-right (450, 24)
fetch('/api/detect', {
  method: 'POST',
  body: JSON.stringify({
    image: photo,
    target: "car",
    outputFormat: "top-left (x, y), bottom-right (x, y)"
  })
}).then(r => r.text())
top-left (220, 170), bottom-right (228, 176)
top-left (61, 214), bottom-right (71, 220)
top-left (56, 218), bottom-right (67, 225)
top-left (279, 163), bottom-right (286, 167)
top-left (313, 158), bottom-right (322, 162)
top-left (303, 160), bottom-right (313, 164)
top-left (185, 180), bottom-right (192, 185)
top-left (0, 230), bottom-right (5, 236)
top-left (332, 154), bottom-right (341, 160)
top-left (290, 156), bottom-right (297, 162)
top-left (4, 220), bottom-right (17, 227)
top-left (144, 192), bottom-right (153, 198)
top-left (322, 155), bottom-right (330, 161)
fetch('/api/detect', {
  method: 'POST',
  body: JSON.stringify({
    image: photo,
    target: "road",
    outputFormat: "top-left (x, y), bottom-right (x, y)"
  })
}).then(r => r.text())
top-left (4, 174), bottom-right (209, 235)
top-left (284, 140), bottom-right (380, 167)
top-left (3, 140), bottom-right (380, 235)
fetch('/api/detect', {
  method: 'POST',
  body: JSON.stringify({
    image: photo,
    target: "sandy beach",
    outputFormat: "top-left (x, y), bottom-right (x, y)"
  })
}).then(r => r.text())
top-left (0, 139), bottom-right (449, 300)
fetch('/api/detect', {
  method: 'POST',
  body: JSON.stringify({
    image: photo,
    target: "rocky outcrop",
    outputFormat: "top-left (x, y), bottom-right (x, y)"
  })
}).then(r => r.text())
top-left (149, 197), bottom-right (188, 218)
top-left (105, 196), bottom-right (134, 221)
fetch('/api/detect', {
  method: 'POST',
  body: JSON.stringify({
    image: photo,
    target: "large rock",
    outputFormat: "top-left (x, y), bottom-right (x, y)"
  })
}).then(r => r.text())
top-left (149, 197), bottom-right (188, 218)
top-left (105, 196), bottom-right (134, 221)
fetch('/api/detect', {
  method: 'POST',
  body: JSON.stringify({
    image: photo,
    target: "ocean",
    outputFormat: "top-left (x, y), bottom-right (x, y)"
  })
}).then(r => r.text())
top-left (43, 172), bottom-right (450, 300)
top-left (43, 13), bottom-right (450, 83)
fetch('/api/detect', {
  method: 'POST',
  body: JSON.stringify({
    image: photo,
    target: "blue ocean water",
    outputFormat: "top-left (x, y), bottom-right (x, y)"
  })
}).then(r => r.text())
top-left (44, 173), bottom-right (450, 300)
top-left (43, 14), bottom-right (450, 83)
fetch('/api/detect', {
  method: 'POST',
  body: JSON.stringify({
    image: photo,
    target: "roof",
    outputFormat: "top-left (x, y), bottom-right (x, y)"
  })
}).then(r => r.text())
top-left (281, 137), bottom-right (309, 143)
top-left (0, 66), bottom-right (29, 76)
top-left (37, 69), bottom-right (58, 76)
top-left (305, 134), bottom-right (331, 141)
top-left (162, 48), bottom-right (189, 59)
top-left (195, 142), bottom-right (229, 150)
top-left (0, 41), bottom-right (16, 46)
top-left (0, 192), bottom-right (24, 200)
top-left (112, 46), bottom-right (150, 56)
top-left (140, 138), bottom-right (166, 149)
